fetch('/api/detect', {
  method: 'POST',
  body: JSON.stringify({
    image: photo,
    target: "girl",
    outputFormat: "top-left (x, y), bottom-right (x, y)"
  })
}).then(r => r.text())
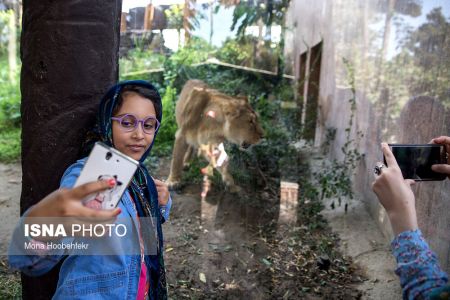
top-left (9, 80), bottom-right (172, 299)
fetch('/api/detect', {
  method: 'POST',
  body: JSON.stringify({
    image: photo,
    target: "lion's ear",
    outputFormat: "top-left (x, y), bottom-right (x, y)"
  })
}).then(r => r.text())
top-left (191, 87), bottom-right (211, 102)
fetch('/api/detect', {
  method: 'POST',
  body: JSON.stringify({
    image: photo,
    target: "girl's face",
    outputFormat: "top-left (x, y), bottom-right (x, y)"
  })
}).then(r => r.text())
top-left (112, 92), bottom-right (157, 161)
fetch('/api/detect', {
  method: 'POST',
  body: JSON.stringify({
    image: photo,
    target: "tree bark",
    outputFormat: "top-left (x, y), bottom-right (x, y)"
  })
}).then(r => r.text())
top-left (183, 0), bottom-right (191, 44)
top-left (209, 0), bottom-right (214, 45)
top-left (20, 0), bottom-right (122, 298)
top-left (381, 0), bottom-right (396, 61)
top-left (375, 0), bottom-right (396, 90)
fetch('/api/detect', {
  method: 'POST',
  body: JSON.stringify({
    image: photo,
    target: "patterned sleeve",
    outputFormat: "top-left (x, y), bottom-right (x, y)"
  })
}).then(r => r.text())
top-left (391, 229), bottom-right (449, 300)
top-left (159, 195), bottom-right (172, 222)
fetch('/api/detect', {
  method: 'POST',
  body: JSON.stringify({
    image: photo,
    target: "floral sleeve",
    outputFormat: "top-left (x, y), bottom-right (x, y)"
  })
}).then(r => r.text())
top-left (391, 229), bottom-right (449, 300)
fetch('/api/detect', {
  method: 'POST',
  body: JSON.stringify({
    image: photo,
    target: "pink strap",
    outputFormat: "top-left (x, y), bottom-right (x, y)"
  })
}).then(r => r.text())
top-left (136, 261), bottom-right (148, 300)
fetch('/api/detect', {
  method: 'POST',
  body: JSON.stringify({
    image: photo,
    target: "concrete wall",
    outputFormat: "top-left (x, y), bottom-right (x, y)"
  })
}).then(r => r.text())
top-left (285, 0), bottom-right (450, 272)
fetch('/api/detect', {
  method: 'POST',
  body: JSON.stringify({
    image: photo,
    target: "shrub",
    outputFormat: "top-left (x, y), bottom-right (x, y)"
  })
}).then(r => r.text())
top-left (0, 126), bottom-right (20, 162)
top-left (152, 85), bottom-right (178, 156)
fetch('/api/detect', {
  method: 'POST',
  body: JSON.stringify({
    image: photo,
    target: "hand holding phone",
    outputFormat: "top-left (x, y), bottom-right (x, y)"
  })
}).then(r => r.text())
top-left (384, 144), bottom-right (447, 181)
top-left (430, 136), bottom-right (450, 179)
top-left (74, 142), bottom-right (139, 209)
top-left (372, 144), bottom-right (419, 235)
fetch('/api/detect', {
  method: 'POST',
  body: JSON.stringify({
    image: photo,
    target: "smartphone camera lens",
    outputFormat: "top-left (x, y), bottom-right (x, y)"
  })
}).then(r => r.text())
top-left (105, 152), bottom-right (112, 160)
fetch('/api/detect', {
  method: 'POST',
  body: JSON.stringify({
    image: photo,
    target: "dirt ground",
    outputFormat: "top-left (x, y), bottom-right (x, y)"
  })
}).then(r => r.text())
top-left (0, 156), bottom-right (402, 299)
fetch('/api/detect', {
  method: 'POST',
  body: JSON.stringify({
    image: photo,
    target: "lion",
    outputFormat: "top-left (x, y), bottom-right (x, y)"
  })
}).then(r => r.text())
top-left (166, 79), bottom-right (264, 192)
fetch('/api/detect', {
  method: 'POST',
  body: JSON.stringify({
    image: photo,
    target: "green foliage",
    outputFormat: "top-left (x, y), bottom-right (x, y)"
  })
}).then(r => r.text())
top-left (0, 9), bottom-right (21, 163)
top-left (400, 7), bottom-right (450, 107)
top-left (162, 36), bottom-right (215, 87)
top-left (230, 0), bottom-right (291, 38)
top-left (152, 85), bottom-right (178, 156)
top-left (226, 82), bottom-right (302, 189)
top-left (165, 4), bottom-right (184, 31)
top-left (215, 35), bottom-right (280, 72)
top-left (169, 37), bottom-right (214, 66)
top-left (0, 80), bottom-right (20, 126)
top-left (165, 4), bottom-right (184, 47)
top-left (321, 127), bottom-right (337, 155)
top-left (119, 48), bottom-right (165, 78)
top-left (0, 55), bottom-right (21, 126)
top-left (216, 37), bottom-right (253, 65)
top-left (0, 53), bottom-right (21, 164)
top-left (313, 59), bottom-right (364, 205)
top-left (165, 3), bottom-right (206, 46)
top-left (0, 10), bottom-right (14, 56)
top-left (0, 125), bottom-right (20, 162)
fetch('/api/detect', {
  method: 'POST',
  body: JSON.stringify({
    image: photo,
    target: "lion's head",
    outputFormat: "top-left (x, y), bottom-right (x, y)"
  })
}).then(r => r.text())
top-left (222, 98), bottom-right (264, 149)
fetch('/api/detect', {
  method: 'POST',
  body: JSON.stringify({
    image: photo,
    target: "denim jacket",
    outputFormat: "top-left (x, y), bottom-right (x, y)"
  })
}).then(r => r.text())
top-left (8, 158), bottom-right (172, 299)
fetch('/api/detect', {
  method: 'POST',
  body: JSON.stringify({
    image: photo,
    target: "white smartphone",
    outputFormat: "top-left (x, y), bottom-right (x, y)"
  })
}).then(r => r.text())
top-left (74, 142), bottom-right (139, 210)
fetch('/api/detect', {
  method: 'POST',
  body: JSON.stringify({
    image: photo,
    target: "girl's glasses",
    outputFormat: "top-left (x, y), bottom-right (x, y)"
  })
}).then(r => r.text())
top-left (111, 114), bottom-right (160, 135)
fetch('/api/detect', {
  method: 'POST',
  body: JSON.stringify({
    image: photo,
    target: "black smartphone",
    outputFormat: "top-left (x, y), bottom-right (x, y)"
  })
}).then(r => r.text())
top-left (384, 144), bottom-right (447, 181)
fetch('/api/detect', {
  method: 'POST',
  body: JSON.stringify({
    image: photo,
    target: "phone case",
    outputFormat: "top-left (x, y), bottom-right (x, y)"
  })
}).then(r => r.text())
top-left (74, 142), bottom-right (139, 209)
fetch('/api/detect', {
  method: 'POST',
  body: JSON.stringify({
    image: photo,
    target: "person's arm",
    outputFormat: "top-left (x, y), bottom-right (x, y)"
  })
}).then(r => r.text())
top-left (8, 161), bottom-right (120, 276)
top-left (392, 229), bottom-right (448, 300)
top-left (7, 206), bottom-right (66, 276)
top-left (372, 143), bottom-right (418, 235)
top-left (160, 195), bottom-right (172, 221)
top-left (154, 178), bottom-right (172, 221)
top-left (372, 143), bottom-right (449, 299)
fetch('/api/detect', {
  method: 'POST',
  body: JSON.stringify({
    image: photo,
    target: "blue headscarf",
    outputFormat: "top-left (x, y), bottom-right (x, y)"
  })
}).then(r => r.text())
top-left (97, 80), bottom-right (163, 161)
top-left (92, 80), bottom-right (167, 299)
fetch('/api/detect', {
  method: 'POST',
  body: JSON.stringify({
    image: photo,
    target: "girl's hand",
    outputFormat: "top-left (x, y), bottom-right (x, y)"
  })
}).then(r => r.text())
top-left (430, 136), bottom-right (450, 179)
top-left (154, 178), bottom-right (170, 206)
top-left (372, 143), bottom-right (418, 236)
top-left (26, 180), bottom-right (121, 221)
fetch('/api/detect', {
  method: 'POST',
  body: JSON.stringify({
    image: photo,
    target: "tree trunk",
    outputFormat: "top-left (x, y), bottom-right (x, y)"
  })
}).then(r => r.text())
top-left (361, 1), bottom-right (369, 94)
top-left (381, 0), bottom-right (396, 61)
top-left (264, 0), bottom-right (273, 41)
top-left (375, 0), bottom-right (396, 90)
top-left (374, 0), bottom-right (396, 123)
top-left (255, 18), bottom-right (264, 68)
top-left (20, 0), bottom-right (122, 298)
top-left (209, 0), bottom-right (214, 45)
top-left (183, 0), bottom-right (191, 44)
top-left (277, 14), bottom-right (287, 79)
